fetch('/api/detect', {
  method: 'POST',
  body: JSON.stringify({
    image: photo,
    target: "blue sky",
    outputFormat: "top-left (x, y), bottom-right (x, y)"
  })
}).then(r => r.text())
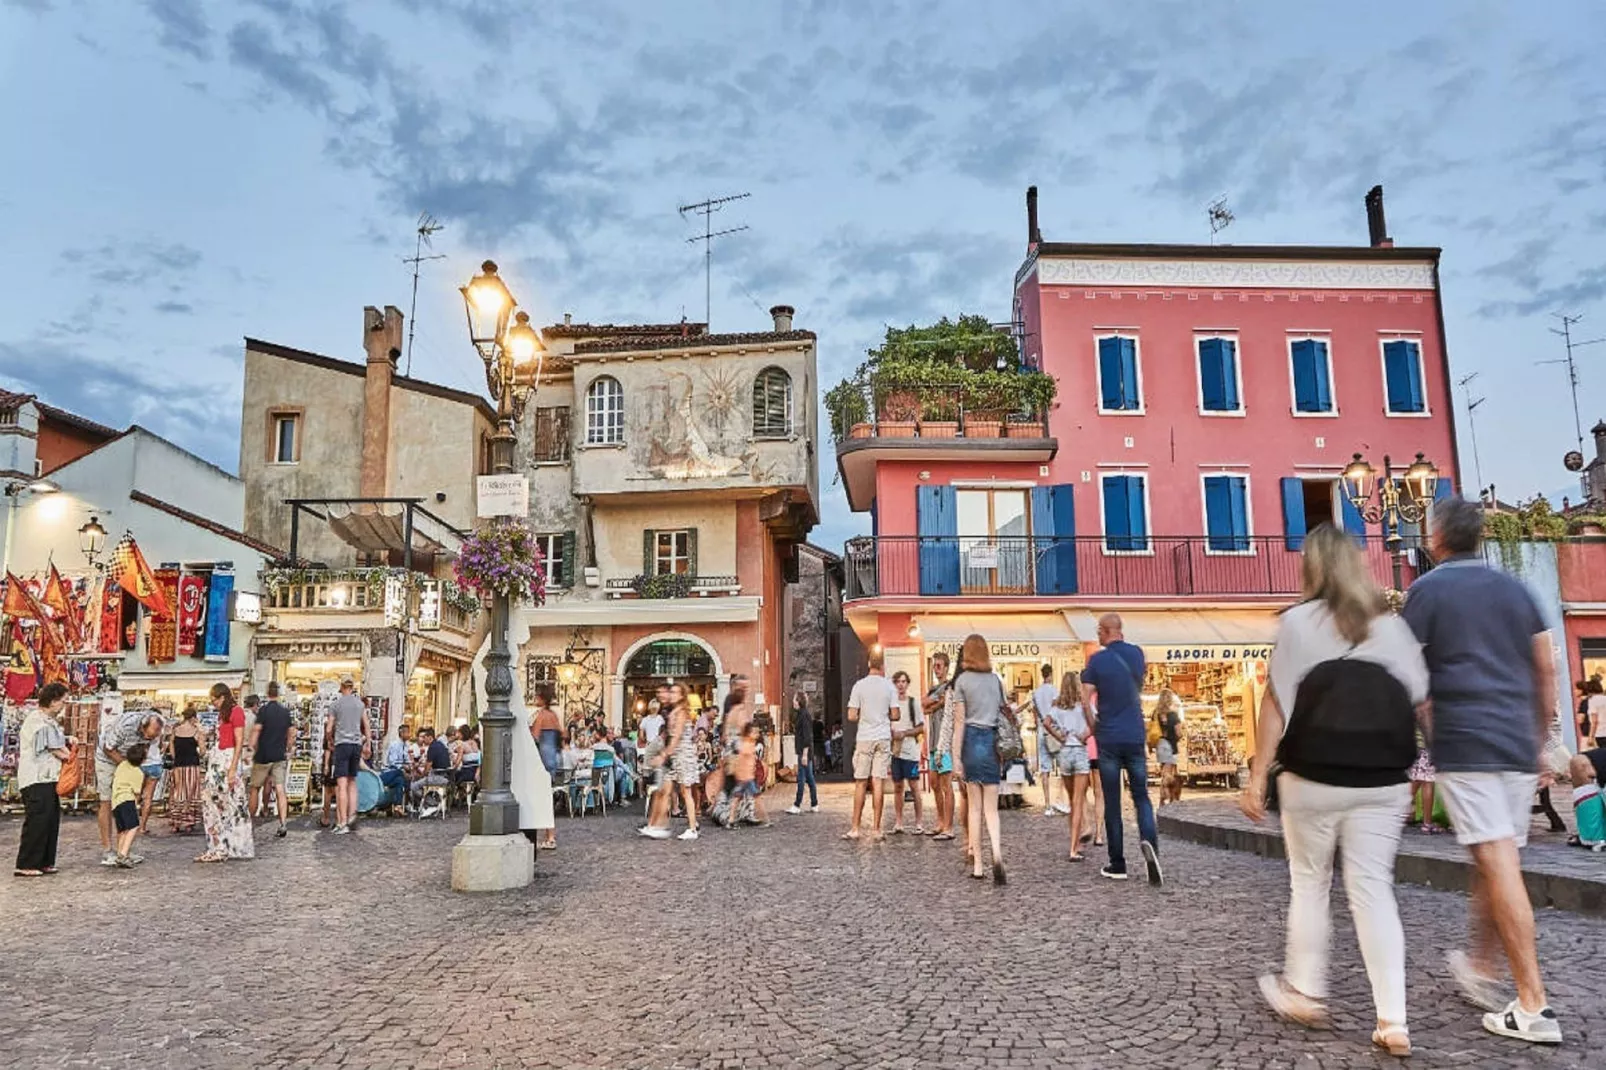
top-left (2, 0), bottom-right (1603, 551)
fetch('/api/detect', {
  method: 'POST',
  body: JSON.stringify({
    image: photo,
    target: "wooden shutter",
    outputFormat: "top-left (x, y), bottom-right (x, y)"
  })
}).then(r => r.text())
top-left (1031, 484), bottom-right (1078, 595)
top-left (561, 530), bottom-right (576, 586)
top-left (916, 485), bottom-right (960, 595)
top-left (686, 528), bottom-right (698, 577)
top-left (1098, 338), bottom-right (1124, 410)
top-left (643, 529), bottom-right (656, 575)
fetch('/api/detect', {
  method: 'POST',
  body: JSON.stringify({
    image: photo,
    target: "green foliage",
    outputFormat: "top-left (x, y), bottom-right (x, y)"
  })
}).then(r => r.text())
top-left (631, 572), bottom-right (694, 599)
top-left (1484, 497), bottom-right (1571, 543)
top-left (823, 380), bottom-right (868, 442)
top-left (261, 566), bottom-right (480, 616)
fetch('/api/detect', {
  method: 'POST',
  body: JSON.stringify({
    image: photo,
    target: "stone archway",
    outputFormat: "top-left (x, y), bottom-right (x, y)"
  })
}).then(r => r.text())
top-left (611, 631), bottom-right (728, 729)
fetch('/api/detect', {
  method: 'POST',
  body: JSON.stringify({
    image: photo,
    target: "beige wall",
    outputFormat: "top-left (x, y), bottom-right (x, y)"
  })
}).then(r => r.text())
top-left (592, 500), bottom-right (737, 580)
top-left (386, 388), bottom-right (488, 533)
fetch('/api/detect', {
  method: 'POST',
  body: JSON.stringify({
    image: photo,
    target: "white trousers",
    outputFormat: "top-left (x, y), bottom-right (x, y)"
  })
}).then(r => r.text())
top-left (1278, 773), bottom-right (1410, 1027)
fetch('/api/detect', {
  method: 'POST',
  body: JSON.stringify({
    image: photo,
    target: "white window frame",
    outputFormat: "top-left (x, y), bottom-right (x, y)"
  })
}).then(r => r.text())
top-left (1285, 332), bottom-right (1339, 418)
top-left (272, 413), bottom-right (300, 465)
top-left (654, 529), bottom-right (692, 575)
top-left (1094, 332), bottom-right (1145, 416)
top-left (584, 375), bottom-right (625, 445)
top-left (1197, 470), bottom-right (1256, 556)
top-left (534, 533), bottom-right (567, 588)
top-left (1378, 335), bottom-right (1431, 418)
top-left (752, 366), bottom-right (793, 438)
top-left (1194, 332), bottom-right (1245, 417)
top-left (1097, 470), bottom-right (1154, 556)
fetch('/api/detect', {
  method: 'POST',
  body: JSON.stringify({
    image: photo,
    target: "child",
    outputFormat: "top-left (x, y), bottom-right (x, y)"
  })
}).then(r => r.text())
top-left (1568, 754), bottom-right (1604, 850)
top-left (730, 723), bottom-right (768, 828)
top-left (112, 742), bottom-right (150, 868)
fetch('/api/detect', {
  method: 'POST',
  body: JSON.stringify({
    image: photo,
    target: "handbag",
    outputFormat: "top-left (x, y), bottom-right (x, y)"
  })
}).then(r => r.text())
top-left (1146, 709), bottom-right (1163, 749)
top-left (55, 744), bottom-right (82, 797)
top-left (993, 679), bottom-right (1024, 763)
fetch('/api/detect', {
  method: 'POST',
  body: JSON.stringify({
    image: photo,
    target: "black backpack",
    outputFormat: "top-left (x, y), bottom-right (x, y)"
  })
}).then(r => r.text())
top-left (1275, 656), bottom-right (1416, 788)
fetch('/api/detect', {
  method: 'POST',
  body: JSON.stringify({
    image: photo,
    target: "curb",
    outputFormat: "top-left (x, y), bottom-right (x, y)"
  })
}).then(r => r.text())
top-left (1159, 813), bottom-right (1606, 918)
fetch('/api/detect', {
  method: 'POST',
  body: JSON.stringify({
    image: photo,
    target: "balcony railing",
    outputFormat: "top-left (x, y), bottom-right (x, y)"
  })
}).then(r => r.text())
top-left (263, 567), bottom-right (477, 632)
top-left (840, 384), bottom-right (1049, 442)
top-left (843, 535), bottom-right (1417, 600)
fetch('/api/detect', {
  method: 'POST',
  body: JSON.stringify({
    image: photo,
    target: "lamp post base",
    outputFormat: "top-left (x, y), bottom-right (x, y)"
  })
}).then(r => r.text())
top-left (451, 832), bottom-right (534, 892)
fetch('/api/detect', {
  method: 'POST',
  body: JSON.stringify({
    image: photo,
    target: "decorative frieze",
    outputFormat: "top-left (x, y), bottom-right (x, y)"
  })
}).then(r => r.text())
top-left (1036, 257), bottom-right (1435, 291)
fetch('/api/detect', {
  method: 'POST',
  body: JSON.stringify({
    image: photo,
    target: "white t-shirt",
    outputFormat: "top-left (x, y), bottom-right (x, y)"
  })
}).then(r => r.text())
top-left (639, 712), bottom-right (665, 744)
top-left (1268, 602), bottom-right (1430, 723)
top-left (892, 694), bottom-right (924, 760)
top-left (1587, 693), bottom-right (1606, 738)
top-left (1047, 703), bottom-right (1089, 748)
top-left (848, 674), bottom-right (897, 743)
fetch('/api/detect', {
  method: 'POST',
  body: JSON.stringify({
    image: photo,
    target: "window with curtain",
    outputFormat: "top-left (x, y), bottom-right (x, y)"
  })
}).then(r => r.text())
top-left (1197, 337), bottom-right (1241, 412)
top-left (1290, 338), bottom-right (1333, 413)
top-left (653, 529), bottom-right (694, 575)
top-left (533, 532), bottom-right (575, 587)
top-left (955, 488), bottom-right (1032, 592)
top-left (1100, 474), bottom-right (1149, 552)
top-left (585, 376), bottom-right (624, 444)
top-left (1096, 335), bottom-right (1141, 412)
top-left (752, 367), bottom-right (792, 437)
top-left (1202, 474), bottom-right (1251, 552)
top-left (1382, 339), bottom-right (1426, 414)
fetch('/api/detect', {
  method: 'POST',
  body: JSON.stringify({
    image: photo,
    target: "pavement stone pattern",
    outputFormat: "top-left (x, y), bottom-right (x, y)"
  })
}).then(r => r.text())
top-left (1, 784), bottom-right (1602, 1069)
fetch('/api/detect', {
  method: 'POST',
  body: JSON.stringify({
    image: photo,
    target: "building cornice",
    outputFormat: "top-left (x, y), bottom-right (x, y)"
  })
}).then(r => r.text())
top-left (1033, 255), bottom-right (1437, 291)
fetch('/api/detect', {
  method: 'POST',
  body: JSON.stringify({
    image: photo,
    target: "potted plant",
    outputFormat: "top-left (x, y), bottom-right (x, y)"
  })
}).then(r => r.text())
top-left (824, 381), bottom-right (870, 444)
top-left (454, 519), bottom-right (548, 606)
top-left (1005, 414), bottom-right (1044, 438)
top-left (919, 391), bottom-right (960, 437)
top-left (876, 385), bottom-right (920, 437)
top-left (962, 372), bottom-right (1013, 438)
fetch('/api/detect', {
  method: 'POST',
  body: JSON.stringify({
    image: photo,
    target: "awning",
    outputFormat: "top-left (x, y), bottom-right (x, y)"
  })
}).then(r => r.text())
top-left (116, 670), bottom-right (246, 693)
top-left (915, 613), bottom-right (1078, 647)
top-left (1063, 608), bottom-right (1278, 658)
top-left (325, 502), bottom-right (462, 557)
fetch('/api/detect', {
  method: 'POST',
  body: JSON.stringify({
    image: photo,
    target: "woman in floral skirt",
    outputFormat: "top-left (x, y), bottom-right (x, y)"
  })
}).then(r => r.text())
top-left (197, 682), bottom-right (255, 862)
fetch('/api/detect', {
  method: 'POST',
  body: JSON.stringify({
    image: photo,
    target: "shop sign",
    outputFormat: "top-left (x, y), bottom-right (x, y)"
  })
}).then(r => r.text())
top-left (418, 649), bottom-right (462, 674)
top-left (1155, 645), bottom-right (1273, 663)
top-left (966, 543), bottom-right (999, 569)
top-left (928, 640), bottom-right (1048, 659)
top-left (231, 591), bottom-right (262, 624)
top-left (476, 474), bottom-right (529, 518)
top-left (416, 580), bottom-right (441, 632)
top-left (383, 573), bottom-right (407, 628)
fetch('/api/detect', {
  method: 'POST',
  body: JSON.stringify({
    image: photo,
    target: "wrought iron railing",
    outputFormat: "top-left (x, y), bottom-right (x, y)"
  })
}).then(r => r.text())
top-left (843, 535), bottom-right (1416, 600)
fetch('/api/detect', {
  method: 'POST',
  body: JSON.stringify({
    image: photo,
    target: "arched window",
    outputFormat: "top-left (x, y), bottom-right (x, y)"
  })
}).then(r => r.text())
top-left (585, 375), bottom-right (624, 444)
top-left (752, 366), bottom-right (792, 437)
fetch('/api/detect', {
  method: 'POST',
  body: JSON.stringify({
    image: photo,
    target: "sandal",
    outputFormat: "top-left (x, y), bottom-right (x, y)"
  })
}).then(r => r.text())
top-left (1068, 853), bottom-right (1085, 862)
top-left (1257, 974), bottom-right (1330, 1029)
top-left (1371, 1026), bottom-right (1411, 1057)
top-left (933, 832), bottom-right (955, 841)
top-left (13, 869), bottom-right (43, 877)
top-left (194, 852), bottom-right (227, 863)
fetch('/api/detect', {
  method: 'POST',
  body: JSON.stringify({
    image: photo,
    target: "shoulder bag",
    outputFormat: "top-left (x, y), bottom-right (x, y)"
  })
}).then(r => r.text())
top-left (992, 677), bottom-right (1025, 763)
top-left (55, 744), bottom-right (82, 797)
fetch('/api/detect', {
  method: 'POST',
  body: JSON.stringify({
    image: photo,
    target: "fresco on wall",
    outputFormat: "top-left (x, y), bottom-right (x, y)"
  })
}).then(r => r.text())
top-left (640, 368), bottom-right (757, 481)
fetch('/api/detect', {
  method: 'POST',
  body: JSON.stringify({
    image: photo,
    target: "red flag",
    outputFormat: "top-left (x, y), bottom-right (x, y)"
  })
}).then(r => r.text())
top-left (43, 564), bottom-right (83, 650)
top-left (146, 568), bottom-right (179, 665)
top-left (110, 534), bottom-right (170, 618)
top-left (176, 572), bottom-right (206, 656)
top-left (2, 573), bottom-right (35, 620)
top-left (98, 582), bottom-right (123, 655)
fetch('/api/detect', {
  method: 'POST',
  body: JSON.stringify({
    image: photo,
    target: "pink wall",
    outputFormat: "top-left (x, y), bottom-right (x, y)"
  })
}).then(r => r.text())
top-left (875, 458), bottom-right (1050, 537)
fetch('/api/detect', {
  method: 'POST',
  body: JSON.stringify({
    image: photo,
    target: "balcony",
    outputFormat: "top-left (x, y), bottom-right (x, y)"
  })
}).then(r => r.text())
top-left (263, 567), bottom-right (478, 634)
top-left (843, 535), bottom-right (1417, 601)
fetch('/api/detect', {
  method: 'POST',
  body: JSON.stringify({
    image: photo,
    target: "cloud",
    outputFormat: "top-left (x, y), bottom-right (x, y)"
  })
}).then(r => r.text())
top-left (143, 0), bottom-right (211, 60)
top-left (153, 301), bottom-right (193, 315)
top-left (59, 241), bottom-right (202, 288)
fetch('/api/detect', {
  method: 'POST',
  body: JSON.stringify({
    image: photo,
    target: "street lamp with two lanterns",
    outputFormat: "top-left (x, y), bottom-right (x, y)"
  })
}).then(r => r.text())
top-left (1340, 451), bottom-right (1441, 591)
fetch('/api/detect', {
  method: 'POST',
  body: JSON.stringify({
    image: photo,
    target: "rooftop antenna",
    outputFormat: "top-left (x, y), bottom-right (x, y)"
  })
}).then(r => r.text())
top-left (1207, 195), bottom-right (1234, 244)
top-left (679, 192), bottom-right (750, 328)
top-left (1539, 313), bottom-right (1605, 462)
top-left (1458, 372), bottom-right (1487, 501)
top-left (402, 212), bottom-right (446, 377)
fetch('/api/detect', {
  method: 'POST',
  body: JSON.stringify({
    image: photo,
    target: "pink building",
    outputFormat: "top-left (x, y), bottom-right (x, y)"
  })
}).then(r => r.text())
top-left (839, 185), bottom-right (1459, 768)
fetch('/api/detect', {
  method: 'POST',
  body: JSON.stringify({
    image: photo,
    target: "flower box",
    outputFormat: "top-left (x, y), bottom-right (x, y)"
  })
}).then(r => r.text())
top-left (878, 421), bottom-right (918, 438)
top-left (1005, 419), bottom-right (1045, 438)
top-left (963, 415), bottom-right (1002, 438)
top-left (919, 421), bottom-right (959, 438)
top-left (849, 422), bottom-right (874, 440)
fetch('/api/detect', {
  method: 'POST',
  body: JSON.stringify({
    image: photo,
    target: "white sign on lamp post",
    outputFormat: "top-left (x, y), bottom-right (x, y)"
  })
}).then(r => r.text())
top-left (476, 474), bottom-right (529, 519)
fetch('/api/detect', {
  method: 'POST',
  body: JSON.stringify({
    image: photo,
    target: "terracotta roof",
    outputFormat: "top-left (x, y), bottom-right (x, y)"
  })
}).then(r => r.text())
top-left (129, 490), bottom-right (285, 558)
top-left (573, 329), bottom-right (817, 355)
top-left (541, 321), bottom-right (708, 340)
top-left (35, 401), bottom-right (120, 440)
top-left (0, 388), bottom-right (36, 410)
top-left (244, 338), bottom-right (497, 422)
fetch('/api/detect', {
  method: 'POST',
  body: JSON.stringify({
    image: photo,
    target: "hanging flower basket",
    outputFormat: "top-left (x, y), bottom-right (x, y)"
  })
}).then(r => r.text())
top-left (454, 519), bottom-right (547, 605)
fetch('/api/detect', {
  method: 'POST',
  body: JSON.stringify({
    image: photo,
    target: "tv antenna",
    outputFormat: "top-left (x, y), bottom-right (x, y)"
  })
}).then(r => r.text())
top-left (1207, 195), bottom-right (1234, 243)
top-left (402, 213), bottom-right (446, 377)
top-left (1457, 372), bottom-right (1487, 500)
top-left (679, 192), bottom-right (750, 328)
top-left (1539, 313), bottom-right (1605, 458)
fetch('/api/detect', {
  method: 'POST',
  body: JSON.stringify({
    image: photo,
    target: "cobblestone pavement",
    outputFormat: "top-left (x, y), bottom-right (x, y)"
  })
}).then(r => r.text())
top-left (2, 784), bottom-right (1602, 1069)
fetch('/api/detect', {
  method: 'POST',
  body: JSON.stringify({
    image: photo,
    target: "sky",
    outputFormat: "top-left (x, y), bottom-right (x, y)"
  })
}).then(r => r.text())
top-left (1, 0), bottom-right (1603, 552)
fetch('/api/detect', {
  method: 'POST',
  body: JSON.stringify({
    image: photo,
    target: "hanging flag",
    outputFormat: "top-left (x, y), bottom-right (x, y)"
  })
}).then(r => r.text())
top-left (3, 622), bottom-right (35, 702)
top-left (176, 571), bottom-right (208, 656)
top-left (2, 572), bottom-right (37, 621)
top-left (146, 568), bottom-right (179, 664)
top-left (203, 568), bottom-right (233, 662)
top-left (109, 533), bottom-right (171, 618)
top-left (43, 564), bottom-right (84, 651)
top-left (99, 582), bottom-right (124, 654)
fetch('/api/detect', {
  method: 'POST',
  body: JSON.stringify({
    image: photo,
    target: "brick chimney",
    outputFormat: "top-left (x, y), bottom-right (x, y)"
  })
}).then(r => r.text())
top-left (1365, 185), bottom-right (1393, 248)
top-left (360, 305), bottom-right (404, 498)
top-left (770, 305), bottom-right (795, 332)
top-left (1027, 186), bottom-right (1042, 249)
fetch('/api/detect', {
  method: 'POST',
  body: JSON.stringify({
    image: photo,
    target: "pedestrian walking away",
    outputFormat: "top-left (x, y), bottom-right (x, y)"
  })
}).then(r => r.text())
top-left (888, 670), bottom-right (925, 834)
top-left (843, 653), bottom-right (897, 841)
top-left (949, 633), bottom-right (1014, 884)
top-left (249, 681), bottom-right (296, 838)
top-left (1401, 495), bottom-right (1563, 1045)
top-left (786, 689), bottom-right (818, 815)
top-left (15, 682), bottom-right (75, 877)
top-left (196, 683), bottom-right (255, 862)
top-left (167, 708), bottom-right (203, 834)
top-left (1081, 613), bottom-right (1162, 885)
top-left (1242, 524), bottom-right (1430, 1058)
top-left (922, 651), bottom-right (957, 841)
top-left (327, 676), bottom-right (369, 835)
top-left (1031, 663), bottom-right (1064, 815)
top-left (1045, 673), bottom-right (1092, 861)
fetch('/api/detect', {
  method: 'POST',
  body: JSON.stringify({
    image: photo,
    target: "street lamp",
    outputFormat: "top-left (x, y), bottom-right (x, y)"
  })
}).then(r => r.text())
top-left (459, 260), bottom-right (547, 849)
top-left (79, 516), bottom-right (107, 568)
top-left (1340, 451), bottom-right (1440, 591)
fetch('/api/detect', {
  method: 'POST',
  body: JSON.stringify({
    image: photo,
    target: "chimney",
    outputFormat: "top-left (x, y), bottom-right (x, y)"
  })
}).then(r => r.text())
top-left (769, 304), bottom-right (795, 332)
top-left (360, 305), bottom-right (404, 499)
top-left (1365, 184), bottom-right (1392, 248)
top-left (1026, 186), bottom-right (1042, 248)
top-left (563, 312), bottom-right (573, 326)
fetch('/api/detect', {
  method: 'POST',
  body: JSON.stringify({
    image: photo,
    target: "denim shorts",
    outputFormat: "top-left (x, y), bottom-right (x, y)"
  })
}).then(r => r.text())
top-left (141, 763), bottom-right (163, 782)
top-left (1056, 747), bottom-right (1090, 776)
top-left (1156, 740), bottom-right (1178, 766)
top-left (961, 725), bottom-right (1000, 785)
top-left (732, 779), bottom-right (760, 798)
top-left (930, 752), bottom-right (953, 775)
top-left (891, 757), bottom-right (920, 782)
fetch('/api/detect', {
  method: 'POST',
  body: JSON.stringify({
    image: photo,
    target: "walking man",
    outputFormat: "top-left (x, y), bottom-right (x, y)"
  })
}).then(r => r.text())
top-left (787, 689), bottom-right (819, 815)
top-left (96, 710), bottom-right (162, 867)
top-left (1081, 613), bottom-right (1162, 885)
top-left (248, 682), bottom-right (296, 838)
top-left (328, 676), bottom-right (370, 835)
top-left (843, 653), bottom-right (897, 840)
top-left (1402, 496), bottom-right (1562, 1044)
top-left (1032, 663), bottom-right (1064, 815)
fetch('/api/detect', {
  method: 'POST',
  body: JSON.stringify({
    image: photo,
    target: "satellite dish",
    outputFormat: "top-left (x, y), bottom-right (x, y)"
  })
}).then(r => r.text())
top-left (1564, 450), bottom-right (1585, 472)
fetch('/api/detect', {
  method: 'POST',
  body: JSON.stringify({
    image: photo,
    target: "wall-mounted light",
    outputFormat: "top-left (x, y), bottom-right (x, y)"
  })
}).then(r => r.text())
top-left (79, 515), bottom-right (107, 568)
top-left (906, 620), bottom-right (921, 639)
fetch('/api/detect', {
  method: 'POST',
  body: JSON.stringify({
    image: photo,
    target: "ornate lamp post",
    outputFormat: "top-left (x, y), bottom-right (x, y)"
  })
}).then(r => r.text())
top-left (1340, 451), bottom-right (1440, 591)
top-left (459, 261), bottom-right (546, 846)
top-left (79, 515), bottom-right (107, 569)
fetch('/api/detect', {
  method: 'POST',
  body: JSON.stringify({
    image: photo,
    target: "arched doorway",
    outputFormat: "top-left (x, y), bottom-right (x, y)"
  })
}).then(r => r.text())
top-left (613, 633), bottom-right (725, 732)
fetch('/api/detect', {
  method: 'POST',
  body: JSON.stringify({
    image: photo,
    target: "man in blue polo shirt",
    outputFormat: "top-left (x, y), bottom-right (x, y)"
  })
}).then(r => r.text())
top-left (1081, 613), bottom-right (1161, 885)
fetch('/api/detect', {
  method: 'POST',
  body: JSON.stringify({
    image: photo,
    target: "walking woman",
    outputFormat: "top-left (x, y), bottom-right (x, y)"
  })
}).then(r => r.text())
top-left (167, 706), bottom-right (204, 834)
top-left (1240, 525), bottom-right (1428, 1057)
top-left (196, 682), bottom-right (255, 863)
top-left (950, 633), bottom-right (1014, 884)
top-left (1048, 673), bottom-right (1093, 861)
top-left (641, 683), bottom-right (700, 841)
top-left (527, 689), bottom-right (562, 851)
top-left (16, 682), bottom-right (75, 876)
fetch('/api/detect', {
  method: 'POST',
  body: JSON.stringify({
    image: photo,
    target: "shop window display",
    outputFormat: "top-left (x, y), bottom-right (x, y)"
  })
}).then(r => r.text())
top-left (1142, 654), bottom-right (1267, 786)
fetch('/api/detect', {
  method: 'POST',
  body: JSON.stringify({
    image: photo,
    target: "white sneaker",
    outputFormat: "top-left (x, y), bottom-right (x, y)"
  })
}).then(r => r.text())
top-left (332, 824), bottom-right (351, 836)
top-left (1053, 803), bottom-right (1071, 815)
top-left (1446, 950), bottom-right (1505, 1012)
top-left (1041, 808), bottom-right (1057, 817)
top-left (678, 828), bottom-right (699, 841)
top-left (1482, 1000), bottom-right (1562, 1044)
top-left (810, 804), bottom-right (821, 813)
top-left (786, 806), bottom-right (802, 815)
top-left (100, 851), bottom-right (118, 867)
top-left (638, 825), bottom-right (671, 840)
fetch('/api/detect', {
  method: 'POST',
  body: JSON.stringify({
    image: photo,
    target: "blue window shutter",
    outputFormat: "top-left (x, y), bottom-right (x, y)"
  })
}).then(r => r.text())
top-left (1204, 476), bottom-right (1232, 550)
top-left (1221, 340), bottom-right (1240, 410)
top-left (1032, 484), bottom-right (1078, 595)
top-left (1313, 342), bottom-right (1332, 411)
top-left (1281, 477), bottom-right (1307, 550)
top-left (1434, 477), bottom-right (1453, 503)
top-left (1126, 475), bottom-right (1148, 549)
top-left (1340, 491), bottom-right (1368, 543)
top-left (1229, 477), bottom-right (1249, 550)
top-left (1199, 338), bottom-right (1224, 410)
top-left (1120, 338), bottom-right (1139, 409)
top-left (1384, 340), bottom-right (1422, 413)
top-left (1103, 477), bottom-right (1130, 550)
top-left (1406, 342), bottom-right (1424, 412)
top-left (1291, 341), bottom-right (1317, 411)
top-left (1098, 338), bottom-right (1123, 410)
top-left (917, 485), bottom-right (960, 595)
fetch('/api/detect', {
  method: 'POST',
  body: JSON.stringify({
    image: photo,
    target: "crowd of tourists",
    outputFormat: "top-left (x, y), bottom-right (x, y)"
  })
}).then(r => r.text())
top-left (631, 674), bottom-right (771, 841)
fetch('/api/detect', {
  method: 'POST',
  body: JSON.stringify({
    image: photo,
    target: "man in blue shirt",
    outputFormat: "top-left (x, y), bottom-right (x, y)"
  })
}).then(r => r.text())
top-left (1081, 613), bottom-right (1161, 885)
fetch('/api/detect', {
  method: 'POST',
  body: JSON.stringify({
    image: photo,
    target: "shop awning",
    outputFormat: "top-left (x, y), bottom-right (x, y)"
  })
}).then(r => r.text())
top-left (115, 670), bottom-right (246, 694)
top-left (1062, 609), bottom-right (1278, 654)
top-left (915, 613), bottom-right (1078, 646)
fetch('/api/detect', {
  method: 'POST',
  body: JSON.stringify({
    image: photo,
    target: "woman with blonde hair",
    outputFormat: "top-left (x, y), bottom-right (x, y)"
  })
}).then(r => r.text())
top-left (1240, 524), bottom-right (1428, 1057)
top-left (1152, 688), bottom-right (1185, 807)
top-left (1044, 672), bottom-right (1094, 861)
top-left (949, 633), bottom-right (1015, 883)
